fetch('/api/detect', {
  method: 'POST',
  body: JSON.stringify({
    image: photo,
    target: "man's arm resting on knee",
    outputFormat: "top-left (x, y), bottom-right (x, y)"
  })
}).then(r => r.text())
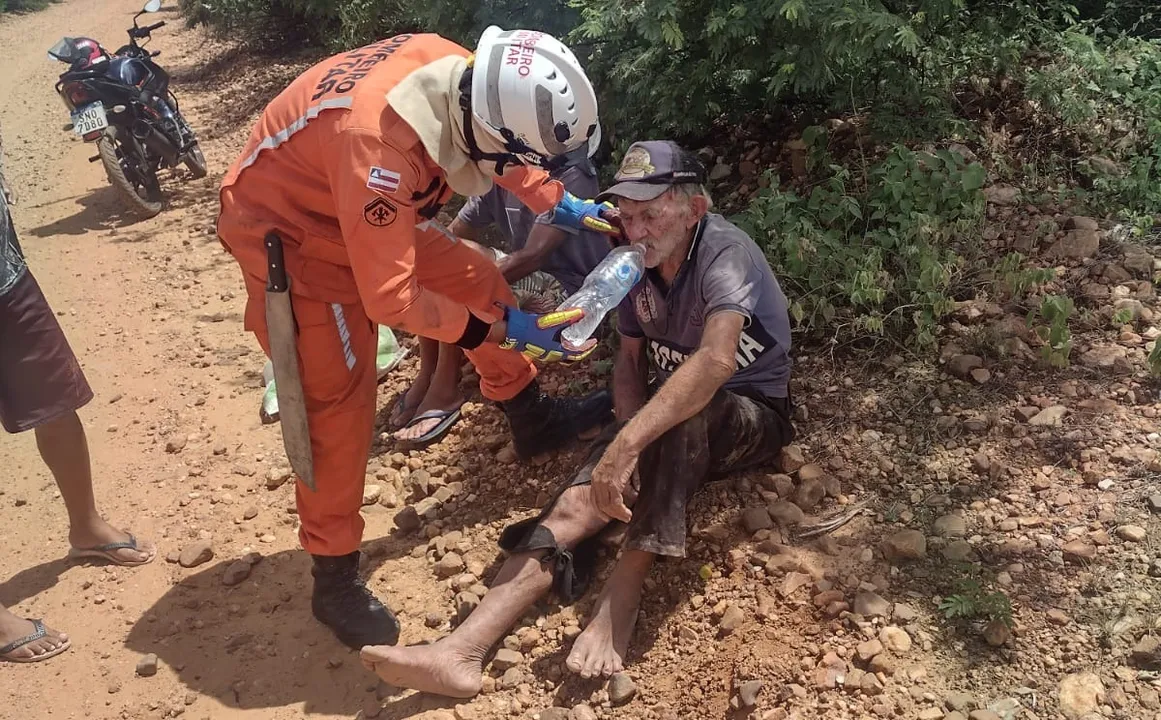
top-left (616, 311), bottom-right (745, 453)
top-left (613, 334), bottom-right (648, 422)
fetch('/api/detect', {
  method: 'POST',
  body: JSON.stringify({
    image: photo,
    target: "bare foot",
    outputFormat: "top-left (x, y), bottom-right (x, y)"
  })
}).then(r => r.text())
top-left (69, 519), bottom-right (155, 565)
top-left (565, 551), bottom-right (652, 679)
top-left (0, 609), bottom-right (69, 662)
top-left (388, 374), bottom-right (433, 430)
top-left (393, 387), bottom-right (463, 442)
top-left (360, 640), bottom-right (483, 698)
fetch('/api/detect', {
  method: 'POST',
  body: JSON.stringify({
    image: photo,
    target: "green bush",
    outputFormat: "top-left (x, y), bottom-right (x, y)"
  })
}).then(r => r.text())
top-left (0, 0), bottom-right (56, 14)
top-left (1022, 30), bottom-right (1161, 216)
top-left (174, 0), bottom-right (1159, 353)
top-left (735, 138), bottom-right (992, 348)
top-left (178, 0), bottom-right (577, 50)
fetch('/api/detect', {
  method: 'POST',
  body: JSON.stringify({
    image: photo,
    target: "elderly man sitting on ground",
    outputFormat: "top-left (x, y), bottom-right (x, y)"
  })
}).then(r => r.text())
top-left (361, 140), bottom-right (796, 695)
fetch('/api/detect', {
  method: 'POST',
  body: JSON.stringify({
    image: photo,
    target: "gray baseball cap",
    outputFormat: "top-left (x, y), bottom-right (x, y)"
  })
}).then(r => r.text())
top-left (596, 140), bottom-right (707, 203)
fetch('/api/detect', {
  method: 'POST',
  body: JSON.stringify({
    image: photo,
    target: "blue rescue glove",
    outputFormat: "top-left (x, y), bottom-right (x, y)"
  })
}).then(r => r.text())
top-left (550, 192), bottom-right (619, 236)
top-left (499, 306), bottom-right (597, 365)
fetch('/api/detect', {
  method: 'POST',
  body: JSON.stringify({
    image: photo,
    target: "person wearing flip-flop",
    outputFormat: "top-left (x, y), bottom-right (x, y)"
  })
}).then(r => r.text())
top-left (389, 142), bottom-right (610, 449)
top-left (0, 148), bottom-right (156, 664)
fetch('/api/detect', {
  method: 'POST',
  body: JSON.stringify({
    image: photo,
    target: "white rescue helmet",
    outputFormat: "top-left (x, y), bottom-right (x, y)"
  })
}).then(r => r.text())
top-left (469, 26), bottom-right (600, 165)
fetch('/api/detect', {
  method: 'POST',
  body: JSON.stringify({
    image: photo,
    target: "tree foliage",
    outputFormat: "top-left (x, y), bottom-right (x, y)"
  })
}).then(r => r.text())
top-left (179, 0), bottom-right (1161, 349)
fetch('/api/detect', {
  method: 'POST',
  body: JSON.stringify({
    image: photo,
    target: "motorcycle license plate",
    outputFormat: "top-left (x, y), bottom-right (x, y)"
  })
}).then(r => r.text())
top-left (71, 102), bottom-right (108, 138)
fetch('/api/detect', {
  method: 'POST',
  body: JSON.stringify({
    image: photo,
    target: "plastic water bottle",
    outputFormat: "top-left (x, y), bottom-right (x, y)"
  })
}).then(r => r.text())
top-left (558, 243), bottom-right (646, 346)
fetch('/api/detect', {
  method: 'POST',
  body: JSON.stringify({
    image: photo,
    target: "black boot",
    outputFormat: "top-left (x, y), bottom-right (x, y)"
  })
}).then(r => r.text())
top-left (310, 551), bottom-right (399, 650)
top-left (501, 380), bottom-right (613, 460)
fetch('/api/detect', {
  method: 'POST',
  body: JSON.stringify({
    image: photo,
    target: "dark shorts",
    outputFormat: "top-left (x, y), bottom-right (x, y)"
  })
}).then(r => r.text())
top-left (503, 387), bottom-right (794, 568)
top-left (0, 270), bottom-right (93, 433)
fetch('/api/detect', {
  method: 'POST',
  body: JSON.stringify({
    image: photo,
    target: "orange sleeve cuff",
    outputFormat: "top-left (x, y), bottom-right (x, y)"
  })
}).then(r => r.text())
top-left (493, 165), bottom-right (564, 215)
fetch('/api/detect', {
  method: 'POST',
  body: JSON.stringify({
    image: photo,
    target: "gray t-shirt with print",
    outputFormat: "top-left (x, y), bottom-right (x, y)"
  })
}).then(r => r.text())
top-left (0, 188), bottom-right (27, 298)
top-left (617, 213), bottom-right (793, 400)
top-left (456, 157), bottom-right (609, 295)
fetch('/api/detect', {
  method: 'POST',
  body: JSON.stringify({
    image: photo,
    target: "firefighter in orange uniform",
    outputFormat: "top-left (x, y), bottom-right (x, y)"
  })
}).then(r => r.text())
top-left (217, 27), bottom-right (617, 650)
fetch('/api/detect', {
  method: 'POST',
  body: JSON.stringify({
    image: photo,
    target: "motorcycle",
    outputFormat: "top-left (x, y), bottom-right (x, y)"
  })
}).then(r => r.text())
top-left (47, 0), bottom-right (207, 219)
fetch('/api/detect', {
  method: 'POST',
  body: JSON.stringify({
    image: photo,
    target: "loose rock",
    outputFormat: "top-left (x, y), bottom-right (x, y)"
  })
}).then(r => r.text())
top-left (265, 467), bottom-right (292, 490)
top-left (222, 560), bottom-right (252, 586)
top-left (136, 653), bottom-right (159, 677)
top-left (1132, 635), bottom-right (1161, 668)
top-left (854, 591), bottom-right (892, 618)
top-left (178, 541), bottom-right (214, 568)
top-left (1057, 671), bottom-right (1104, 719)
top-left (608, 673), bottom-right (637, 704)
top-left (491, 648), bottom-right (522, 671)
top-left (768, 500), bottom-right (805, 526)
top-left (1046, 228), bottom-right (1100, 260)
top-left (1028, 406), bottom-right (1067, 426)
top-left (737, 679), bottom-right (763, 707)
top-left (1116, 525), bottom-right (1146, 542)
top-left (880, 626), bottom-right (912, 653)
top-left (393, 506), bottom-right (421, 532)
top-left (882, 530), bottom-right (927, 562)
top-left (795, 478), bottom-right (825, 510)
top-left (742, 507), bottom-right (773, 533)
top-left (933, 514), bottom-right (967, 538)
top-left (857, 638), bottom-right (884, 661)
top-left (946, 692), bottom-right (975, 712)
top-left (720, 605), bottom-right (745, 633)
top-left (1062, 540), bottom-right (1096, 563)
top-left (947, 354), bottom-right (984, 379)
top-left (165, 436), bottom-right (187, 454)
top-left (570, 706), bottom-right (598, 720)
top-left (780, 445), bottom-right (806, 474)
top-left (943, 540), bottom-right (974, 562)
top-left (362, 484), bottom-right (382, 506)
top-left (455, 591), bottom-right (480, 623)
top-left (435, 552), bottom-right (465, 578)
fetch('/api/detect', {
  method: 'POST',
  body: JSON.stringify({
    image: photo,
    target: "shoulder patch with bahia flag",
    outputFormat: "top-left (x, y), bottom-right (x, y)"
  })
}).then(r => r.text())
top-left (367, 166), bottom-right (401, 194)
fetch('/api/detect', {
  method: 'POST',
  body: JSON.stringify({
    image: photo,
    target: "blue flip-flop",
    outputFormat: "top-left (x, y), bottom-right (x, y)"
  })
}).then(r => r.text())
top-left (0, 619), bottom-right (71, 663)
top-left (394, 408), bottom-right (462, 450)
top-left (67, 533), bottom-right (155, 567)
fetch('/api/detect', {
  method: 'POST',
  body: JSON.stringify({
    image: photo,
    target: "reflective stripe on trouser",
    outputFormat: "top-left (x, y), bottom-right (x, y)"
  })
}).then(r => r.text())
top-left (243, 272), bottom-right (376, 556)
top-left (238, 226), bottom-right (538, 555)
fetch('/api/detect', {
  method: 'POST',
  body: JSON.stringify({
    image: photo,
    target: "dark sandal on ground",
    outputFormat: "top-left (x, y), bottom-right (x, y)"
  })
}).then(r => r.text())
top-left (394, 407), bottom-right (462, 450)
top-left (0, 619), bottom-right (71, 663)
top-left (67, 532), bottom-right (155, 567)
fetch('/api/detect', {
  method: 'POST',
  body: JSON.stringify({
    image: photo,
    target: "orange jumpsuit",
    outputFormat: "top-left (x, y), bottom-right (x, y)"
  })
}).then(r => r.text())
top-left (217, 34), bottom-right (565, 556)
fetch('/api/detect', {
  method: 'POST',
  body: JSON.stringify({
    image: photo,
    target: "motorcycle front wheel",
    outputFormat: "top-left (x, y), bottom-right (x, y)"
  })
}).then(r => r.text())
top-left (97, 128), bottom-right (163, 219)
top-left (183, 142), bottom-right (208, 180)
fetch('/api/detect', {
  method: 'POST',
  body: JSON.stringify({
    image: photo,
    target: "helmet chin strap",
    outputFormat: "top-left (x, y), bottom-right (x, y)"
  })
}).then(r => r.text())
top-left (457, 67), bottom-right (563, 177)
